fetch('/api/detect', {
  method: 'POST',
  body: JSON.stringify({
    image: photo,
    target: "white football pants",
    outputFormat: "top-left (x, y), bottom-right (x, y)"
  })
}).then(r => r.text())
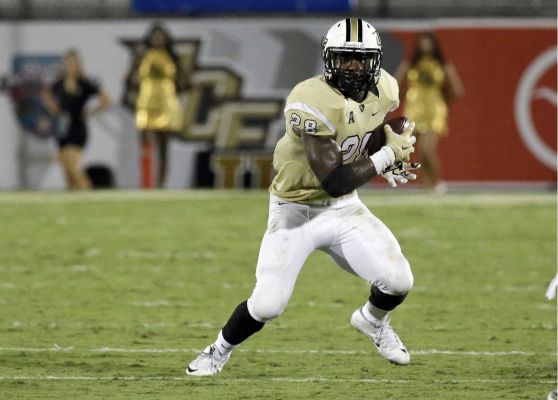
top-left (247, 192), bottom-right (414, 322)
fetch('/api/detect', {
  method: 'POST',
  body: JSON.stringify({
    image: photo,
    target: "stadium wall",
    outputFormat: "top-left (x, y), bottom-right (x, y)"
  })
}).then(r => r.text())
top-left (0, 18), bottom-right (555, 189)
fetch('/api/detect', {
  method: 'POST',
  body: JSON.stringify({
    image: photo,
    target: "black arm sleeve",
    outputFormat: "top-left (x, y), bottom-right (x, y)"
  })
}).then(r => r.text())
top-left (321, 158), bottom-right (377, 198)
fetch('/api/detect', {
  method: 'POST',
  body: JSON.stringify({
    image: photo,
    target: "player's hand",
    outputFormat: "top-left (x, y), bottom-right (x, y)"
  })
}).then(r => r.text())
top-left (384, 122), bottom-right (416, 162)
top-left (381, 162), bottom-right (422, 188)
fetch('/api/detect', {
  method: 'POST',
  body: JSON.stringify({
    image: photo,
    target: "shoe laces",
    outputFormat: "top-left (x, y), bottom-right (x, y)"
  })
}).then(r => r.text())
top-left (188, 344), bottom-right (230, 376)
top-left (208, 345), bottom-right (226, 360)
top-left (373, 318), bottom-right (402, 349)
top-left (197, 345), bottom-right (225, 373)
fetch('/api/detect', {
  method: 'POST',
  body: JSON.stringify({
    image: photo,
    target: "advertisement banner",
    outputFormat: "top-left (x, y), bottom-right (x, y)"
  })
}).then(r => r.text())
top-left (391, 24), bottom-right (557, 183)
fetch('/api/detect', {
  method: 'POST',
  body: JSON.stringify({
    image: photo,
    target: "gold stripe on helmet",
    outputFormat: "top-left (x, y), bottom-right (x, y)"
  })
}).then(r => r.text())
top-left (350, 18), bottom-right (358, 42)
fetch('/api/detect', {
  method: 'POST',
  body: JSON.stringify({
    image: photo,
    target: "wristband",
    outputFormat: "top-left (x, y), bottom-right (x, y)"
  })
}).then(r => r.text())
top-left (370, 146), bottom-right (396, 175)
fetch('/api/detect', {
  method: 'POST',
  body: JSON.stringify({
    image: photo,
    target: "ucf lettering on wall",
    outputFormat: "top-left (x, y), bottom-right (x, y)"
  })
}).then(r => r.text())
top-left (122, 35), bottom-right (283, 189)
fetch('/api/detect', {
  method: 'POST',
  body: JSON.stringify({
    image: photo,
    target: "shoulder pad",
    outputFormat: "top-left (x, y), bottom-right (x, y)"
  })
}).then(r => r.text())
top-left (285, 75), bottom-right (344, 133)
top-left (377, 69), bottom-right (400, 111)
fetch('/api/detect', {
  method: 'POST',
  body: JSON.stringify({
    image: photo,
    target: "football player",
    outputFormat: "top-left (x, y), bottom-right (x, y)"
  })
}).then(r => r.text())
top-left (187, 18), bottom-right (418, 376)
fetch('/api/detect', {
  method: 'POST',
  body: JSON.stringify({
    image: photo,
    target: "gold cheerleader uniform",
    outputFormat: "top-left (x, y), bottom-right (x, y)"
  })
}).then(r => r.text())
top-left (404, 56), bottom-right (448, 135)
top-left (135, 48), bottom-right (182, 133)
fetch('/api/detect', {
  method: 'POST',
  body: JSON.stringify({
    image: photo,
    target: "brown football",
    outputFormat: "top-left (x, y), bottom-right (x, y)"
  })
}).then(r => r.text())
top-left (365, 116), bottom-right (411, 156)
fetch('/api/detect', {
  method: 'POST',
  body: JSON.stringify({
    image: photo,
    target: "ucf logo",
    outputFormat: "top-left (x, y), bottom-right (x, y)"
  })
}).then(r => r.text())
top-left (121, 36), bottom-right (283, 188)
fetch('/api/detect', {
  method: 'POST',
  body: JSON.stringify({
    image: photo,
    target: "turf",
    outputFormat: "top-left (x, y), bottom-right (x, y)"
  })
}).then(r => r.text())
top-left (0, 190), bottom-right (555, 399)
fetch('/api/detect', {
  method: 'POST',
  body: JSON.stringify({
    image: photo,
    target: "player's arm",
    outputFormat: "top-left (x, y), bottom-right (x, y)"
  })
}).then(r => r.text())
top-left (287, 106), bottom-right (378, 197)
top-left (302, 126), bottom-right (414, 198)
top-left (302, 134), bottom-right (380, 198)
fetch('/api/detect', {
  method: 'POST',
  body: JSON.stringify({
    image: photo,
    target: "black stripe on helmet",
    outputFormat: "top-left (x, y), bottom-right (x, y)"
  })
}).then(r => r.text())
top-left (345, 18), bottom-right (350, 42)
top-left (357, 18), bottom-right (363, 42)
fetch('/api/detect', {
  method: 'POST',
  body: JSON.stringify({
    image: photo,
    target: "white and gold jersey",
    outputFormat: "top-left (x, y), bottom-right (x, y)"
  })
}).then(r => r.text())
top-left (270, 70), bottom-right (400, 202)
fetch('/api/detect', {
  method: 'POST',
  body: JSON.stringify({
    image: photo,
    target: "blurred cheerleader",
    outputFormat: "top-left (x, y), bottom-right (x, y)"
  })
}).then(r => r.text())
top-left (135, 24), bottom-right (184, 188)
top-left (42, 49), bottom-right (111, 190)
top-left (395, 32), bottom-right (464, 191)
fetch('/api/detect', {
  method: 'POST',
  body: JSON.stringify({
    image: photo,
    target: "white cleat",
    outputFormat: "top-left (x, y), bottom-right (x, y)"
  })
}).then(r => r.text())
top-left (351, 307), bottom-right (410, 365)
top-left (186, 345), bottom-right (231, 376)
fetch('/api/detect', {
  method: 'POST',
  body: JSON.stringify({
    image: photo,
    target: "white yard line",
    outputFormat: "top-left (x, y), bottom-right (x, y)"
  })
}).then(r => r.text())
top-left (0, 346), bottom-right (551, 356)
top-left (0, 375), bottom-right (554, 384)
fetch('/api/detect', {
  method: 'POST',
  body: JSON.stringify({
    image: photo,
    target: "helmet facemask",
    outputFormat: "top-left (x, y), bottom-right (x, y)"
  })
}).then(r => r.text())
top-left (323, 47), bottom-right (382, 99)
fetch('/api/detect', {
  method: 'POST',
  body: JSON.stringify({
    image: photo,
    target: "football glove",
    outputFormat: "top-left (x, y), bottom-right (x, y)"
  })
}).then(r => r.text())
top-left (384, 121), bottom-right (416, 162)
top-left (381, 162), bottom-right (422, 188)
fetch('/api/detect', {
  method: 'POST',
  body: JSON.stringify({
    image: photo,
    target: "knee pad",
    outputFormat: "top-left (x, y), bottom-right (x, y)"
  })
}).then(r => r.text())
top-left (389, 268), bottom-right (414, 295)
top-left (383, 257), bottom-right (414, 295)
top-left (248, 277), bottom-right (288, 322)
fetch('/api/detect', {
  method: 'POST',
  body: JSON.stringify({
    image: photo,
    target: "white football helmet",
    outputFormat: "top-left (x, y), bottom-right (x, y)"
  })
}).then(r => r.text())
top-left (321, 18), bottom-right (383, 98)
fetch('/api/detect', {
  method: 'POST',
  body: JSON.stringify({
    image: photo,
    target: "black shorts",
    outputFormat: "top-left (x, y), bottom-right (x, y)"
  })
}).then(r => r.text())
top-left (57, 124), bottom-right (87, 149)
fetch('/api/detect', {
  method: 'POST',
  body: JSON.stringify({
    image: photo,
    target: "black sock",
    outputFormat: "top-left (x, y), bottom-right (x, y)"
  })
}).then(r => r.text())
top-left (221, 300), bottom-right (265, 346)
top-left (369, 284), bottom-right (408, 311)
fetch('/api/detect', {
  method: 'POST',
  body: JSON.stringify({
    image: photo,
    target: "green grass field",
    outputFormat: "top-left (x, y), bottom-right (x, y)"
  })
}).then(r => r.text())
top-left (0, 190), bottom-right (555, 399)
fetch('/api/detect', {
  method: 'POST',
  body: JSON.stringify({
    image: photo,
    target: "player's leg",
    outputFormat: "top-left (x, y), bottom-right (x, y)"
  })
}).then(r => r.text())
top-left (325, 201), bottom-right (413, 364)
top-left (185, 299), bottom-right (263, 377)
top-left (187, 198), bottom-right (315, 376)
